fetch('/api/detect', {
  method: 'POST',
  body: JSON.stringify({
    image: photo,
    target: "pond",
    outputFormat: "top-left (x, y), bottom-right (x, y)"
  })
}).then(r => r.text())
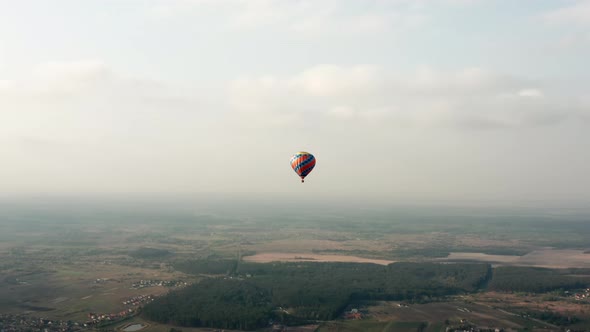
top-left (123, 324), bottom-right (145, 332)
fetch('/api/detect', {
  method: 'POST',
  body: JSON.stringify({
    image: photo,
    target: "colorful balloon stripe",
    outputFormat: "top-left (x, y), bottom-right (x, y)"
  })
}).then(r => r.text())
top-left (290, 152), bottom-right (316, 182)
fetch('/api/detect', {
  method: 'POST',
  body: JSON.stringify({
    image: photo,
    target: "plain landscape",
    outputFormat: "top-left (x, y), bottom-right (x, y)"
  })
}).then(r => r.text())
top-left (3, 1), bottom-right (590, 332)
top-left (2, 196), bottom-right (590, 332)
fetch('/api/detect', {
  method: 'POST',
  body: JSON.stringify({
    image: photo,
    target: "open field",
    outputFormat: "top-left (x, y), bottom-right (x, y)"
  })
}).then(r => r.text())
top-left (465, 292), bottom-right (590, 331)
top-left (2, 198), bottom-right (590, 330)
top-left (366, 300), bottom-right (528, 330)
top-left (242, 252), bottom-right (394, 265)
top-left (441, 249), bottom-right (590, 268)
top-left (0, 261), bottom-right (194, 322)
top-left (113, 317), bottom-right (241, 332)
top-left (315, 292), bottom-right (590, 332)
top-left (243, 249), bottom-right (590, 269)
top-left (316, 320), bottom-right (400, 332)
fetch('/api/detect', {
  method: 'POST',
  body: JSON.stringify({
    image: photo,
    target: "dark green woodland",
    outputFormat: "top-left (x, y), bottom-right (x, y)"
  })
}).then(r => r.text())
top-left (143, 260), bottom-right (590, 330)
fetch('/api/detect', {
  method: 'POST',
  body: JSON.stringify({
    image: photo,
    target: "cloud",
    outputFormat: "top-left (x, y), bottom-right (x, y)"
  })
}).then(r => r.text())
top-left (542, 1), bottom-right (590, 26)
top-left (31, 60), bottom-right (112, 96)
top-left (291, 65), bottom-right (380, 97)
top-left (0, 59), bottom-right (109, 97)
top-left (34, 59), bottom-right (110, 79)
top-left (518, 88), bottom-right (544, 98)
top-left (145, 0), bottom-right (430, 35)
top-left (537, 2), bottom-right (590, 52)
top-left (228, 65), bottom-right (583, 130)
top-left (0, 59), bottom-right (190, 107)
top-left (1, 59), bottom-right (588, 198)
top-left (11, 60), bottom-right (571, 133)
top-left (0, 79), bottom-right (14, 91)
top-left (0, 59), bottom-right (224, 194)
top-left (0, 59), bottom-right (209, 157)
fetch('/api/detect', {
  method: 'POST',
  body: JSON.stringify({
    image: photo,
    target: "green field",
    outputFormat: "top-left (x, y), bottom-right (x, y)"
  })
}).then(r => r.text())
top-left (1, 197), bottom-right (590, 331)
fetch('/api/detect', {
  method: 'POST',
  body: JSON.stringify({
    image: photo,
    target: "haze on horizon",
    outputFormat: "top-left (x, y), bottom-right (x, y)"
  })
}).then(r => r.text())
top-left (1, 0), bottom-right (589, 204)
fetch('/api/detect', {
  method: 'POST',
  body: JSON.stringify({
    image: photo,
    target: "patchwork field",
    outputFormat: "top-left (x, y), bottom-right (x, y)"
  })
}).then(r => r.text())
top-left (0, 262), bottom-right (194, 322)
top-left (442, 249), bottom-right (590, 268)
top-left (243, 249), bottom-right (590, 269)
top-left (242, 252), bottom-right (394, 265)
top-left (2, 198), bottom-right (590, 331)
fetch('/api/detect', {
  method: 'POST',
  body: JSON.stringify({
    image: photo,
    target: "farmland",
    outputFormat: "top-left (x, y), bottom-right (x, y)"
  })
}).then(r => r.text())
top-left (2, 197), bottom-right (590, 331)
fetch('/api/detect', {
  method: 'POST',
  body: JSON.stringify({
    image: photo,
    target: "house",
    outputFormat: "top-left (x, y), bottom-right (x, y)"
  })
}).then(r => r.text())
top-left (344, 311), bottom-right (362, 320)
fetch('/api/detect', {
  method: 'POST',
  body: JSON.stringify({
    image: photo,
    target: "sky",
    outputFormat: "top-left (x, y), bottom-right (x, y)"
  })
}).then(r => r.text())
top-left (0, 0), bottom-right (589, 203)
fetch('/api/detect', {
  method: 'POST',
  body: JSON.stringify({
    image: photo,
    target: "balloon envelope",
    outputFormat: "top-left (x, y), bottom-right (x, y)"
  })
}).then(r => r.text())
top-left (290, 152), bottom-right (316, 183)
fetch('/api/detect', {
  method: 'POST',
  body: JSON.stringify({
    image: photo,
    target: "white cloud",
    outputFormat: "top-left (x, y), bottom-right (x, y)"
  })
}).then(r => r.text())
top-left (1, 59), bottom-right (588, 198)
top-left (0, 59), bottom-right (186, 105)
top-left (34, 59), bottom-right (109, 79)
top-left (31, 60), bottom-right (112, 95)
top-left (291, 65), bottom-right (380, 97)
top-left (549, 32), bottom-right (590, 51)
top-left (0, 59), bottom-right (223, 193)
top-left (2, 1), bottom-right (590, 199)
top-left (0, 79), bottom-right (14, 91)
top-left (229, 0), bottom-right (294, 28)
top-left (287, 9), bottom-right (427, 35)
top-left (0, 60), bottom-right (109, 97)
top-left (145, 0), bottom-right (430, 35)
top-left (542, 1), bottom-right (590, 26)
top-left (228, 65), bottom-right (583, 130)
top-left (329, 105), bottom-right (356, 119)
top-left (518, 88), bottom-right (544, 98)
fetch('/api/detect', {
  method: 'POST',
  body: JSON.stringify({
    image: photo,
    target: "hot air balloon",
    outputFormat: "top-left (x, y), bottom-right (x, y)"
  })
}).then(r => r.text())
top-left (290, 151), bottom-right (316, 183)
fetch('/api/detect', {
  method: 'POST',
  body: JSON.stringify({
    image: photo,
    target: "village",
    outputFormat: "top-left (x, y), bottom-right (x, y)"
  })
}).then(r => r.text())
top-left (0, 273), bottom-right (190, 332)
top-left (0, 314), bottom-right (87, 332)
top-left (342, 308), bottom-right (362, 320)
top-left (4, 294), bottom-right (159, 330)
top-left (130, 279), bottom-right (187, 289)
top-left (567, 288), bottom-right (590, 301)
top-left (122, 294), bottom-right (155, 306)
top-left (85, 293), bottom-right (159, 326)
top-left (85, 309), bottom-right (136, 327)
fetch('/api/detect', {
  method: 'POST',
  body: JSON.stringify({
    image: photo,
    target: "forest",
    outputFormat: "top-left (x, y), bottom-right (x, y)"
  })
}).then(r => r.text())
top-left (144, 261), bottom-right (491, 330)
top-left (143, 260), bottom-right (590, 330)
top-left (488, 266), bottom-right (590, 292)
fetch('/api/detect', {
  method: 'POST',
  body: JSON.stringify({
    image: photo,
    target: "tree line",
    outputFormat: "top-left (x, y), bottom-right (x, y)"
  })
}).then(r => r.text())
top-left (144, 261), bottom-right (491, 330)
top-left (489, 266), bottom-right (590, 293)
top-left (144, 260), bottom-right (590, 330)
